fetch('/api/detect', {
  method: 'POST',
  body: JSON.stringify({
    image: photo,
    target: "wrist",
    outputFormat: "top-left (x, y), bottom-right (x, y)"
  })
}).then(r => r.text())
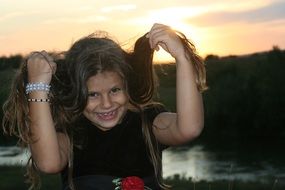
top-left (25, 82), bottom-right (51, 94)
top-left (28, 91), bottom-right (49, 98)
top-left (27, 89), bottom-right (50, 104)
top-left (175, 53), bottom-right (189, 64)
top-left (28, 75), bottom-right (51, 84)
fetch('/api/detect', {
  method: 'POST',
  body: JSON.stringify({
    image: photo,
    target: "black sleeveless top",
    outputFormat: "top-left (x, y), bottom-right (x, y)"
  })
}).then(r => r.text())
top-left (61, 105), bottom-right (167, 190)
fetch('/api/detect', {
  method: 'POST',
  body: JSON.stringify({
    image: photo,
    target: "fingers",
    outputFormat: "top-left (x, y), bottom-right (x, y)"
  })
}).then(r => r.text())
top-left (28, 51), bottom-right (54, 64)
top-left (149, 23), bottom-right (171, 35)
top-left (147, 23), bottom-right (179, 52)
top-left (40, 50), bottom-right (54, 63)
top-left (27, 51), bottom-right (57, 83)
top-left (40, 51), bottom-right (57, 74)
top-left (147, 23), bottom-right (185, 59)
top-left (27, 51), bottom-right (57, 73)
top-left (150, 32), bottom-right (168, 50)
top-left (147, 23), bottom-right (171, 49)
top-left (147, 23), bottom-right (178, 48)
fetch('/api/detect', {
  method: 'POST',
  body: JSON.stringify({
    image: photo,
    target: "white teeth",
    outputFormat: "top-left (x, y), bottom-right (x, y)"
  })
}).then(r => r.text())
top-left (98, 110), bottom-right (115, 117)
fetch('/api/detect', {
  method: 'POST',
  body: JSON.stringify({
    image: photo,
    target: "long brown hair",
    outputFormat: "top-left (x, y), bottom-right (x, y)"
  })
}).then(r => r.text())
top-left (127, 32), bottom-right (207, 189)
top-left (2, 30), bottom-right (207, 190)
top-left (2, 54), bottom-right (69, 189)
top-left (62, 33), bottom-right (168, 189)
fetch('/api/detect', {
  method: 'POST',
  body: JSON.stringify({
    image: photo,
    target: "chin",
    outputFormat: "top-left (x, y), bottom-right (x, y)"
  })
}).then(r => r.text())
top-left (94, 119), bottom-right (120, 131)
top-left (94, 111), bottom-right (126, 131)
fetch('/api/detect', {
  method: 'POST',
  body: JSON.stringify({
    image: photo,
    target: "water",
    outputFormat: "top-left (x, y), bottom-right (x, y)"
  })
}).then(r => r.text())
top-left (0, 146), bottom-right (30, 166)
top-left (1, 145), bottom-right (284, 183)
top-left (162, 145), bottom-right (285, 183)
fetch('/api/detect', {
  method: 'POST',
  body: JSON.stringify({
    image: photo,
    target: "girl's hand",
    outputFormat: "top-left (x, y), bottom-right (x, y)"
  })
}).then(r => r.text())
top-left (27, 51), bottom-right (57, 83)
top-left (147, 23), bottom-right (185, 60)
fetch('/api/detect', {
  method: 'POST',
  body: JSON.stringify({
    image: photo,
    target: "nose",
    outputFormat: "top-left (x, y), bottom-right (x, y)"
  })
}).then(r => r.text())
top-left (101, 94), bottom-right (112, 109)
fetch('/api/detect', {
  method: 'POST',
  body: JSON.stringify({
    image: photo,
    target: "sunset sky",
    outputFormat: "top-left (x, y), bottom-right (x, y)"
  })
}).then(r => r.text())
top-left (1, 0), bottom-right (285, 62)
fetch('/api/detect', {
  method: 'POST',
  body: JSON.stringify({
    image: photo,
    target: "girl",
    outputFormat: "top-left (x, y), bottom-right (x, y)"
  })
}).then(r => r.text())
top-left (2, 23), bottom-right (207, 190)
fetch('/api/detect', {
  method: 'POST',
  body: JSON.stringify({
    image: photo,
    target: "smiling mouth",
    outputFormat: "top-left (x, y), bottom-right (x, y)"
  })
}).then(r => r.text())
top-left (96, 109), bottom-right (117, 120)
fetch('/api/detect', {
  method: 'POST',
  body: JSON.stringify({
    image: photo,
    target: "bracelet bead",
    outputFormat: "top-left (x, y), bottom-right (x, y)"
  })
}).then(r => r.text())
top-left (26, 82), bottom-right (51, 94)
top-left (27, 98), bottom-right (50, 102)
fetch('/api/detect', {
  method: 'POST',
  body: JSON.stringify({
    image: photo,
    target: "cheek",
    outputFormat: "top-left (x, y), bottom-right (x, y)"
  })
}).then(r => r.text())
top-left (120, 93), bottom-right (129, 105)
top-left (84, 100), bottom-right (98, 112)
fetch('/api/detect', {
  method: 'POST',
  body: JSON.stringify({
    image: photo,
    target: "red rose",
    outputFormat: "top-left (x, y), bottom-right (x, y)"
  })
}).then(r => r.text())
top-left (121, 176), bottom-right (145, 190)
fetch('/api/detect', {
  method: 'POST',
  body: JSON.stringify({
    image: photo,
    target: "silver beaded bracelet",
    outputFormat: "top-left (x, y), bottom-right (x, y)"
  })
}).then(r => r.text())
top-left (25, 82), bottom-right (51, 94)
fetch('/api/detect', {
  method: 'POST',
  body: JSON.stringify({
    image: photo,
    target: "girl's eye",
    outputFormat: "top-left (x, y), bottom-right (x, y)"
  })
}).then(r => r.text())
top-left (88, 92), bottom-right (99, 98)
top-left (110, 87), bottom-right (121, 94)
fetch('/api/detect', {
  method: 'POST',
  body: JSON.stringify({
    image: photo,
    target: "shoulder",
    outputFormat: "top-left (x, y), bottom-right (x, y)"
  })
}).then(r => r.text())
top-left (143, 103), bottom-right (167, 116)
top-left (142, 103), bottom-right (168, 123)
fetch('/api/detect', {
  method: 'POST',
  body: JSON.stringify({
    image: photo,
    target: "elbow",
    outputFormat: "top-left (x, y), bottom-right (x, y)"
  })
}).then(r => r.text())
top-left (35, 161), bottom-right (65, 174)
top-left (191, 121), bottom-right (204, 138)
top-left (178, 122), bottom-right (204, 143)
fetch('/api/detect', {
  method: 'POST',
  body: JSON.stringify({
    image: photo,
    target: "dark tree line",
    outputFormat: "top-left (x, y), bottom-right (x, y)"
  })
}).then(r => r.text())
top-left (1, 47), bottom-right (285, 147)
top-left (201, 47), bottom-right (285, 148)
top-left (156, 46), bottom-right (285, 149)
top-left (0, 55), bottom-right (22, 70)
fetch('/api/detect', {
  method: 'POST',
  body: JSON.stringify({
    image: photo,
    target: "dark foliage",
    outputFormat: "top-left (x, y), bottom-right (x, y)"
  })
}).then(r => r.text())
top-left (1, 47), bottom-right (285, 147)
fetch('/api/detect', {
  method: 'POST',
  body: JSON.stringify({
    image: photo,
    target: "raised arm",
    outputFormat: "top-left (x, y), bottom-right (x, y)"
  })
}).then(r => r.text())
top-left (147, 24), bottom-right (205, 145)
top-left (27, 51), bottom-right (69, 173)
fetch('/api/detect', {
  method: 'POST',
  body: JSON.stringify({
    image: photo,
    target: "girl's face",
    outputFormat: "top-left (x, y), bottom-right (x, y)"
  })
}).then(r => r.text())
top-left (83, 71), bottom-right (129, 131)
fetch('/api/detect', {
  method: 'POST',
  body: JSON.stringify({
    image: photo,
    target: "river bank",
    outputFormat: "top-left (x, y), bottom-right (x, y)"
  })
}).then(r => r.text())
top-left (1, 165), bottom-right (284, 190)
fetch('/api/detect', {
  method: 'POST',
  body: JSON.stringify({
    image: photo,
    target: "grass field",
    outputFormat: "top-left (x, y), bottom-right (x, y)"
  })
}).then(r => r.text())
top-left (0, 166), bottom-right (284, 190)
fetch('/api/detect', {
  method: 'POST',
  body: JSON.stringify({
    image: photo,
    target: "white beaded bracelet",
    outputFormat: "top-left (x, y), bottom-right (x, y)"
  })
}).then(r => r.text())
top-left (26, 82), bottom-right (51, 94)
top-left (27, 98), bottom-right (50, 102)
